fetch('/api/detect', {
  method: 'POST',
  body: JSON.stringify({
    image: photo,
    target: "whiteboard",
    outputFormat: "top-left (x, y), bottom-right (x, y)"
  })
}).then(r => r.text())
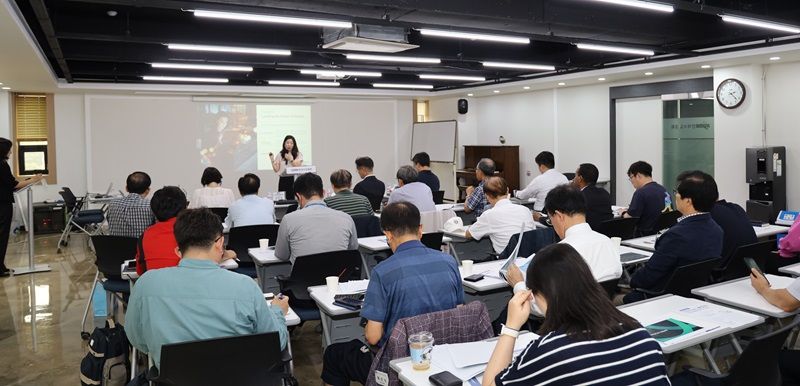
top-left (411, 120), bottom-right (457, 163)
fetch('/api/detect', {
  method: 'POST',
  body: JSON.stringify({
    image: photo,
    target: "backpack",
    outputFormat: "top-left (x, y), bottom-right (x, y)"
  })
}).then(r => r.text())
top-left (80, 319), bottom-right (129, 386)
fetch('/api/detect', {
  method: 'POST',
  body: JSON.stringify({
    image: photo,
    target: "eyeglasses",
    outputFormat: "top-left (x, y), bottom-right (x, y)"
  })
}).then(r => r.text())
top-left (214, 235), bottom-right (223, 243)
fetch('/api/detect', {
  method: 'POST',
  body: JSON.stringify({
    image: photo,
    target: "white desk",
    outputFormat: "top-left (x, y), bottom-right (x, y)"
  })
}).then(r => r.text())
top-left (754, 224), bottom-right (790, 238)
top-left (248, 248), bottom-right (292, 294)
top-left (779, 262), bottom-right (800, 277)
top-left (435, 203), bottom-right (464, 213)
top-left (120, 258), bottom-right (238, 280)
top-left (308, 284), bottom-right (365, 349)
top-left (619, 245), bottom-right (653, 266)
top-left (621, 225), bottom-right (790, 253)
top-left (692, 275), bottom-right (798, 319)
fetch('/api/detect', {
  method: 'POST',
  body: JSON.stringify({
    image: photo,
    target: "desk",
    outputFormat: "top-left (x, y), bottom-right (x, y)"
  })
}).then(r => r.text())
top-left (754, 224), bottom-right (790, 238)
top-left (308, 285), bottom-right (364, 349)
top-left (692, 275), bottom-right (798, 319)
top-left (619, 245), bottom-right (653, 266)
top-left (459, 258), bottom-right (532, 321)
top-left (358, 236), bottom-right (392, 277)
top-left (120, 259), bottom-right (239, 280)
top-left (779, 262), bottom-right (800, 277)
top-left (275, 203), bottom-right (293, 222)
top-left (621, 225), bottom-right (790, 253)
top-left (249, 248), bottom-right (293, 294)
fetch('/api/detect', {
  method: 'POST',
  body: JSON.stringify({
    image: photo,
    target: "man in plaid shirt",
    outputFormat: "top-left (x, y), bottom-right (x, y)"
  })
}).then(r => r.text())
top-left (107, 171), bottom-right (155, 238)
top-left (464, 158), bottom-right (495, 217)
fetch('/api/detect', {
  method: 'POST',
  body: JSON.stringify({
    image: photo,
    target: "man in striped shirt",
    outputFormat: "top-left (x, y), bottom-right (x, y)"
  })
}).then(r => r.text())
top-left (324, 169), bottom-right (375, 217)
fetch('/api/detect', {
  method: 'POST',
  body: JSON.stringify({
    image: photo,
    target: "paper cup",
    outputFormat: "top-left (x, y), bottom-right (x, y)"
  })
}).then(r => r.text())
top-left (326, 276), bottom-right (339, 294)
top-left (462, 260), bottom-right (474, 276)
top-left (408, 331), bottom-right (434, 371)
top-left (259, 238), bottom-right (269, 251)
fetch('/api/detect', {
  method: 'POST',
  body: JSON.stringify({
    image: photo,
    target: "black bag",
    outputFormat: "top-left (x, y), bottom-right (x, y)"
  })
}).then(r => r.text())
top-left (81, 319), bottom-right (129, 386)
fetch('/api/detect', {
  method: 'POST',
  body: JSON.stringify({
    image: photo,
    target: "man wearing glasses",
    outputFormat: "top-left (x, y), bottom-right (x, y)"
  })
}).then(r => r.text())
top-left (620, 161), bottom-right (672, 236)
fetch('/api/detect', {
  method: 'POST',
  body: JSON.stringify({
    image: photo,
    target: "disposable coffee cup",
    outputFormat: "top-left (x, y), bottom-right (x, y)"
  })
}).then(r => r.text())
top-left (259, 239), bottom-right (269, 251)
top-left (326, 276), bottom-right (339, 294)
top-left (462, 260), bottom-right (474, 276)
top-left (408, 331), bottom-right (434, 371)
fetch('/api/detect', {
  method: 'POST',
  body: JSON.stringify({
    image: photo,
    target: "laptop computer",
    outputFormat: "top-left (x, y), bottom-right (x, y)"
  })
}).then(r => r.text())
top-left (499, 223), bottom-right (527, 282)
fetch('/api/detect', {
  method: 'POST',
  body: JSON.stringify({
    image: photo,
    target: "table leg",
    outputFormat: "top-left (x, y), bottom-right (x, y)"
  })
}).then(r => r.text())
top-left (701, 341), bottom-right (722, 374)
top-left (729, 334), bottom-right (743, 355)
top-left (319, 311), bottom-right (333, 349)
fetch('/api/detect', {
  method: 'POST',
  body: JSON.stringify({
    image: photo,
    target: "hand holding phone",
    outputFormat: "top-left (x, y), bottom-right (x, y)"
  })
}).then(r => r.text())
top-left (745, 258), bottom-right (770, 286)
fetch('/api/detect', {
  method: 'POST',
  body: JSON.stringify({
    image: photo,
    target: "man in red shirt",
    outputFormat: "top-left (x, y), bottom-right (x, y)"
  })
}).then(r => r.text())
top-left (135, 186), bottom-right (187, 275)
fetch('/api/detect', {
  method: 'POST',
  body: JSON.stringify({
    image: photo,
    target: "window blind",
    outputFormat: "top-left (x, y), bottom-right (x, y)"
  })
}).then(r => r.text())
top-left (14, 95), bottom-right (48, 140)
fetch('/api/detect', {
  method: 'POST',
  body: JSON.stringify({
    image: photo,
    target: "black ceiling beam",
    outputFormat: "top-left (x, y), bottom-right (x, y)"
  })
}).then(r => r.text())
top-left (29, 0), bottom-right (73, 82)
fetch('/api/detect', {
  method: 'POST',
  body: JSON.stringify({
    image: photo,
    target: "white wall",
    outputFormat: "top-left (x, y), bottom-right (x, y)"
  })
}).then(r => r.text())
top-left (427, 96), bottom-right (478, 200)
top-left (615, 97), bottom-right (663, 204)
top-left (555, 84), bottom-right (610, 181)
top-left (764, 62), bottom-right (800, 209)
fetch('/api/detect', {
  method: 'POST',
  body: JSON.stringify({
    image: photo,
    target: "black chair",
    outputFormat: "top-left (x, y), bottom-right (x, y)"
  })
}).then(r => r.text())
top-left (596, 217), bottom-right (638, 240)
top-left (208, 207), bottom-right (228, 222)
top-left (227, 224), bottom-right (279, 277)
top-left (151, 332), bottom-right (289, 386)
top-left (285, 204), bottom-right (299, 215)
top-left (277, 250), bottom-right (362, 322)
top-left (653, 210), bottom-right (681, 233)
top-left (713, 240), bottom-right (773, 283)
top-left (57, 187), bottom-right (105, 253)
top-left (353, 215), bottom-right (382, 238)
top-left (433, 190), bottom-right (445, 205)
top-left (421, 232), bottom-right (444, 250)
top-left (599, 277), bottom-right (620, 299)
top-left (81, 235), bottom-right (138, 339)
top-left (498, 229), bottom-right (558, 260)
top-left (563, 172), bottom-right (576, 181)
top-left (633, 258), bottom-right (719, 299)
top-left (684, 316), bottom-right (800, 386)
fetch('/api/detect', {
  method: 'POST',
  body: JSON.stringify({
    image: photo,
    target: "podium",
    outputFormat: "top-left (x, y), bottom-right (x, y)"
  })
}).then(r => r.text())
top-left (286, 165), bottom-right (317, 175)
top-left (12, 183), bottom-right (51, 275)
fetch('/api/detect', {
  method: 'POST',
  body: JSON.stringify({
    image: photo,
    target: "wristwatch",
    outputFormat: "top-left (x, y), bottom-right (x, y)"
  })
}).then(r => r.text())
top-left (500, 324), bottom-right (519, 338)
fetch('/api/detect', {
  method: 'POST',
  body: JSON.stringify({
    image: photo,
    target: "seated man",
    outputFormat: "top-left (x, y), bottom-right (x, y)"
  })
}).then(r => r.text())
top-left (466, 177), bottom-right (535, 253)
top-left (573, 163), bottom-right (613, 230)
top-left (412, 152), bottom-right (440, 192)
top-left (751, 269), bottom-right (800, 384)
top-left (515, 151), bottom-right (568, 212)
top-left (126, 208), bottom-right (289, 369)
top-left (107, 171), bottom-right (155, 237)
top-left (387, 165), bottom-right (435, 212)
top-left (324, 169), bottom-right (375, 217)
top-left (464, 158), bottom-right (495, 216)
top-left (225, 173), bottom-right (275, 228)
top-left (275, 173), bottom-right (358, 264)
top-left (624, 170), bottom-right (722, 303)
top-left (321, 202), bottom-right (464, 386)
top-left (353, 156), bottom-right (386, 211)
top-left (622, 161), bottom-right (671, 236)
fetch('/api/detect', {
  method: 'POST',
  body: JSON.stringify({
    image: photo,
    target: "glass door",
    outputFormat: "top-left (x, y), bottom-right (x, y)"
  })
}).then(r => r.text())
top-left (662, 96), bottom-right (714, 197)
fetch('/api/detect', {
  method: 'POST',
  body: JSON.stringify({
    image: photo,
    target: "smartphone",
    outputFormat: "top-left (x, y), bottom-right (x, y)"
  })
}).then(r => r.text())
top-left (429, 371), bottom-right (461, 386)
top-left (263, 293), bottom-right (275, 301)
top-left (464, 274), bottom-right (485, 282)
top-left (745, 258), bottom-right (770, 285)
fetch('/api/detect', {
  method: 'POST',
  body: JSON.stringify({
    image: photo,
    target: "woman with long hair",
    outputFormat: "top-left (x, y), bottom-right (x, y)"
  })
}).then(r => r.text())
top-left (268, 135), bottom-right (303, 200)
top-left (0, 138), bottom-right (43, 276)
top-left (483, 243), bottom-right (670, 385)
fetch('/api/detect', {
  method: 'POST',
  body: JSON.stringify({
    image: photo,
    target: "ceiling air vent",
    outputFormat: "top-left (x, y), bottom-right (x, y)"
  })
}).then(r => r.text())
top-left (323, 24), bottom-right (418, 53)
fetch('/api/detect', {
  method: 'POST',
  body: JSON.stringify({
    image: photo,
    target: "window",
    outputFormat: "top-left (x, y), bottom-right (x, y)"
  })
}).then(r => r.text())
top-left (12, 93), bottom-right (56, 183)
top-left (414, 100), bottom-right (429, 123)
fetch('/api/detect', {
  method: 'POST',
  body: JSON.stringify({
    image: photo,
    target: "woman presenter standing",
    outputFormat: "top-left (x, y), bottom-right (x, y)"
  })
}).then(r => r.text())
top-left (269, 135), bottom-right (303, 200)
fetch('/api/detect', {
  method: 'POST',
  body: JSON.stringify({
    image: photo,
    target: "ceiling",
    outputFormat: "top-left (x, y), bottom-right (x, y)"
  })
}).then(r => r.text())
top-left (11, 0), bottom-right (800, 92)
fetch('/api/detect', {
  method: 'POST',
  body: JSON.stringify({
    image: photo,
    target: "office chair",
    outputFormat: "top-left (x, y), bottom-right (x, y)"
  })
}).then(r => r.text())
top-left (81, 235), bottom-right (137, 340)
top-left (497, 228), bottom-right (558, 260)
top-left (432, 190), bottom-right (445, 205)
top-left (420, 232), bottom-right (444, 251)
top-left (226, 224), bottom-right (278, 278)
top-left (352, 215), bottom-right (382, 238)
top-left (596, 217), bottom-right (638, 240)
top-left (563, 172), bottom-right (576, 181)
top-left (653, 210), bottom-right (681, 233)
top-left (57, 187), bottom-right (105, 253)
top-left (712, 240), bottom-right (773, 283)
top-left (207, 207), bottom-right (228, 222)
top-left (632, 258), bottom-right (719, 299)
top-left (151, 332), bottom-right (291, 386)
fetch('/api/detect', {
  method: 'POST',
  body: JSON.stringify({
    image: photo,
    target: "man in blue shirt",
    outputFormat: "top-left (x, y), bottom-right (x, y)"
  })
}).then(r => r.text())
top-left (126, 208), bottom-right (289, 368)
top-left (320, 202), bottom-right (464, 386)
top-left (622, 161), bottom-right (671, 236)
top-left (225, 173), bottom-right (275, 228)
top-left (464, 158), bottom-right (495, 216)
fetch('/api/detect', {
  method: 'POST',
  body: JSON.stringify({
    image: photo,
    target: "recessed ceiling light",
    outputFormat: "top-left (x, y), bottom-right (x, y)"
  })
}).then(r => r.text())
top-left (372, 83), bottom-right (434, 89)
top-left (418, 74), bottom-right (486, 82)
top-left (418, 29), bottom-right (530, 44)
top-left (701, 65), bottom-right (712, 69)
top-left (1, 87), bottom-right (10, 90)
top-left (482, 61), bottom-right (555, 71)
top-left (299, 69), bottom-right (381, 77)
top-left (720, 14), bottom-right (800, 34)
top-left (467, 93), bottom-right (474, 97)
top-left (167, 43), bottom-right (291, 56)
top-left (0, 82), bottom-right (3, 85)
top-left (770, 56), bottom-right (781, 61)
top-left (587, 0), bottom-right (673, 13)
top-left (191, 9), bottom-right (352, 29)
top-left (151, 63), bottom-right (253, 72)
top-left (644, 72), bottom-right (654, 76)
top-left (557, 82), bottom-right (566, 86)
top-left (576, 43), bottom-right (655, 56)
top-left (142, 76), bottom-right (228, 83)
top-left (523, 86), bottom-right (531, 90)
top-left (346, 54), bottom-right (441, 64)
top-left (493, 90), bottom-right (500, 93)
top-left (598, 77), bottom-right (606, 81)
top-left (268, 80), bottom-right (340, 87)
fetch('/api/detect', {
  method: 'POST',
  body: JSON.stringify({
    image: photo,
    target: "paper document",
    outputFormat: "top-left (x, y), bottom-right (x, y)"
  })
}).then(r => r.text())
top-left (499, 223), bottom-right (527, 281)
top-left (432, 333), bottom-right (538, 380)
top-left (338, 279), bottom-right (370, 294)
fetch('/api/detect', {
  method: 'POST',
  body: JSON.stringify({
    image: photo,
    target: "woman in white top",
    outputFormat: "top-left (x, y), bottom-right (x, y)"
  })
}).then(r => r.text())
top-left (189, 167), bottom-right (236, 208)
top-left (269, 135), bottom-right (303, 200)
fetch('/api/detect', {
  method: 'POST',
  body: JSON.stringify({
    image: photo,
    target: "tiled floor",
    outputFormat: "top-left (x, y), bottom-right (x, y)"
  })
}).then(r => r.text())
top-left (0, 232), bottom-right (329, 385)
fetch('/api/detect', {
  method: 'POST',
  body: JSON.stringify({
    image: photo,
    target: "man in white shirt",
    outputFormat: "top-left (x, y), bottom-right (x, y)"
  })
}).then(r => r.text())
top-left (225, 173), bottom-right (275, 228)
top-left (515, 151), bottom-right (568, 211)
top-left (465, 177), bottom-right (535, 253)
top-left (387, 165), bottom-right (436, 212)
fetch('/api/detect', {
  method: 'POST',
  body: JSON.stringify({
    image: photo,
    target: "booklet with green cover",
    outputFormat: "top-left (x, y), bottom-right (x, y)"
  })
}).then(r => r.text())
top-left (645, 318), bottom-right (702, 342)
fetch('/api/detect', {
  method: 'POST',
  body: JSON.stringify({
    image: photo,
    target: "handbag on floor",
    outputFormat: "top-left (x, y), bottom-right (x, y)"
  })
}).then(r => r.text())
top-left (80, 319), bottom-right (129, 386)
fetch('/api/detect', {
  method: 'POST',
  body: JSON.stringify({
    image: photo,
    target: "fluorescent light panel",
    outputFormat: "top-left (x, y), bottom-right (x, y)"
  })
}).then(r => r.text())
top-left (1, 87), bottom-right (10, 90)
top-left (418, 29), bottom-right (529, 44)
top-left (587, 0), bottom-right (673, 13)
top-left (418, 74), bottom-right (486, 82)
top-left (151, 62), bottom-right (252, 72)
top-left (720, 15), bottom-right (800, 34)
top-left (142, 76), bottom-right (228, 83)
top-left (372, 83), bottom-right (433, 89)
top-left (299, 69), bottom-right (381, 77)
top-left (268, 80), bottom-right (340, 86)
top-left (346, 54), bottom-right (440, 64)
top-left (192, 9), bottom-right (352, 29)
top-left (576, 43), bottom-right (655, 56)
top-left (482, 61), bottom-right (555, 71)
top-left (167, 43), bottom-right (290, 56)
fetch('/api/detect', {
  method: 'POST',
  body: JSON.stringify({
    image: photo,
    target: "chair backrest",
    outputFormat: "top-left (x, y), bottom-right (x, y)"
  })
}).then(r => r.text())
top-left (420, 209), bottom-right (456, 233)
top-left (596, 217), bottom-right (638, 240)
top-left (420, 232), bottom-right (444, 250)
top-left (599, 277), bottom-right (620, 299)
top-left (653, 210), bottom-right (681, 232)
top-left (286, 250), bottom-right (363, 300)
top-left (498, 228), bottom-right (557, 260)
top-left (432, 190), bottom-right (445, 205)
top-left (91, 235), bottom-right (139, 279)
top-left (208, 207), bottom-right (228, 222)
top-left (717, 240), bottom-right (774, 282)
top-left (352, 215), bottom-right (382, 238)
top-left (285, 203), bottom-right (298, 215)
top-left (59, 187), bottom-right (80, 212)
top-left (156, 332), bottom-right (284, 386)
top-left (662, 258), bottom-right (719, 298)
top-left (723, 316), bottom-right (800, 386)
top-left (366, 301), bottom-right (493, 386)
top-left (227, 224), bottom-right (279, 263)
top-left (563, 172), bottom-right (576, 181)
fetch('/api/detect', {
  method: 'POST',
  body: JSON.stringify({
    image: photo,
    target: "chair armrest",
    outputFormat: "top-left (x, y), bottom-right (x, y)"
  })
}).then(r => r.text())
top-left (686, 366), bottom-right (726, 380)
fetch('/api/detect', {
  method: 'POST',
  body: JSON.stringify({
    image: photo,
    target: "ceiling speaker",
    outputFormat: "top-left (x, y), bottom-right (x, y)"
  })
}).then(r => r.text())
top-left (458, 99), bottom-right (468, 114)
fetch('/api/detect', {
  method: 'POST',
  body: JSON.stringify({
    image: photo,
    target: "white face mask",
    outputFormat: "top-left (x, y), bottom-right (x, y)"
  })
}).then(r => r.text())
top-left (529, 294), bottom-right (545, 317)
